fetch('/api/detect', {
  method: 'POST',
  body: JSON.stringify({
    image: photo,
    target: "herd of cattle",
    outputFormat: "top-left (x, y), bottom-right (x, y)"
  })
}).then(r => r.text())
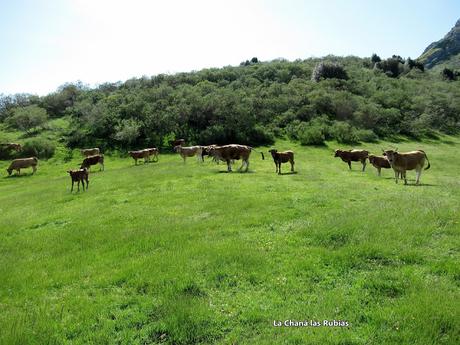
top-left (2, 140), bottom-right (431, 191)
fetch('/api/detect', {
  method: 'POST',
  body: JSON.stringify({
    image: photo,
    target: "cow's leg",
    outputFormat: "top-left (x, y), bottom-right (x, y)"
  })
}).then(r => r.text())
top-left (415, 169), bottom-right (421, 185)
top-left (278, 163), bottom-right (282, 175)
top-left (347, 161), bottom-right (351, 170)
top-left (378, 167), bottom-right (381, 176)
top-left (77, 180), bottom-right (80, 191)
top-left (245, 160), bottom-right (249, 172)
top-left (394, 170), bottom-right (398, 184)
top-left (291, 160), bottom-right (294, 172)
top-left (227, 160), bottom-right (232, 172)
top-left (362, 159), bottom-right (366, 172)
top-left (403, 171), bottom-right (408, 185)
top-left (32, 166), bottom-right (36, 175)
top-left (18, 169), bottom-right (21, 176)
top-left (71, 180), bottom-right (74, 192)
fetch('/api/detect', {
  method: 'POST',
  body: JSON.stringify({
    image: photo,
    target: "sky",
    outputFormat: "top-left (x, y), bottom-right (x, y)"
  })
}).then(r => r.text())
top-left (0, 0), bottom-right (459, 95)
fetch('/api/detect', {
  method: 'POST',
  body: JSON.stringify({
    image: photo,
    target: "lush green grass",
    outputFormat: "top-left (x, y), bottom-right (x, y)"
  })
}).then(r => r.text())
top-left (1, 138), bottom-right (459, 345)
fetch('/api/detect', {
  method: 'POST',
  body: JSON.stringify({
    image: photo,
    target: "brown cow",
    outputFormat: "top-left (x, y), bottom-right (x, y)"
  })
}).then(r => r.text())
top-left (1, 143), bottom-right (22, 152)
top-left (81, 148), bottom-right (100, 157)
top-left (175, 145), bottom-right (204, 163)
top-left (383, 149), bottom-right (430, 185)
top-left (128, 150), bottom-right (150, 165)
top-left (368, 154), bottom-right (391, 176)
top-left (208, 144), bottom-right (264, 172)
top-left (81, 154), bottom-right (104, 171)
top-left (145, 147), bottom-right (159, 162)
top-left (7, 157), bottom-right (38, 175)
top-left (334, 149), bottom-right (369, 171)
top-left (169, 139), bottom-right (185, 148)
top-left (269, 149), bottom-right (295, 175)
top-left (67, 168), bottom-right (89, 192)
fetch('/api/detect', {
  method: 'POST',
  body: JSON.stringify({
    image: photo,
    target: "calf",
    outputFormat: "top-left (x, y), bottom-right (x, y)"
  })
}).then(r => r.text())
top-left (175, 145), bottom-right (204, 163)
top-left (81, 148), bottom-right (100, 157)
top-left (128, 150), bottom-right (150, 165)
top-left (68, 168), bottom-right (89, 192)
top-left (368, 154), bottom-right (391, 176)
top-left (269, 149), bottom-right (295, 174)
top-left (81, 154), bottom-right (104, 171)
top-left (334, 149), bottom-right (368, 171)
top-left (383, 149), bottom-right (430, 185)
top-left (7, 157), bottom-right (38, 176)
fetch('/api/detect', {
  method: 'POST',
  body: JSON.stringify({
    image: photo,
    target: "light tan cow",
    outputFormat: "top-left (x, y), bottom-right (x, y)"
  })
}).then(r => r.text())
top-left (128, 150), bottom-right (150, 165)
top-left (81, 148), bottom-right (100, 157)
top-left (383, 149), bottom-right (430, 185)
top-left (7, 157), bottom-right (38, 175)
top-left (269, 149), bottom-right (295, 174)
top-left (175, 145), bottom-right (204, 163)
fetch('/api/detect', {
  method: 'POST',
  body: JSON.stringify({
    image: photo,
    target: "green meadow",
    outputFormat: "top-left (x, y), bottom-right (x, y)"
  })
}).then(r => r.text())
top-left (1, 138), bottom-right (459, 345)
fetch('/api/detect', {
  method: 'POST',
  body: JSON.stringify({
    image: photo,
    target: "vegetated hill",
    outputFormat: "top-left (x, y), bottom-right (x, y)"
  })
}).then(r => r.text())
top-left (1, 55), bottom-right (459, 160)
top-left (418, 19), bottom-right (460, 69)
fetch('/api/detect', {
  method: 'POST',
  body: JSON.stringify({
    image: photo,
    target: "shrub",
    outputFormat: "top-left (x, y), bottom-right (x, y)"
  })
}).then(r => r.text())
top-left (7, 105), bottom-right (48, 132)
top-left (299, 124), bottom-right (325, 145)
top-left (331, 121), bottom-right (359, 144)
top-left (311, 62), bottom-right (348, 82)
top-left (21, 138), bottom-right (55, 159)
top-left (355, 129), bottom-right (378, 142)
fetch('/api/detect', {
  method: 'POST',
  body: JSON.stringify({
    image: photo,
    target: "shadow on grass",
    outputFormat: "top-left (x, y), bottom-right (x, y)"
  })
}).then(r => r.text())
top-left (4, 173), bottom-right (36, 178)
top-left (277, 171), bottom-right (298, 175)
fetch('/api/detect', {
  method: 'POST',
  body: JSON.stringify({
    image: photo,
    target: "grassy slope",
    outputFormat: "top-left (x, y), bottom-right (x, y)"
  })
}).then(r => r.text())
top-left (0, 138), bottom-right (459, 345)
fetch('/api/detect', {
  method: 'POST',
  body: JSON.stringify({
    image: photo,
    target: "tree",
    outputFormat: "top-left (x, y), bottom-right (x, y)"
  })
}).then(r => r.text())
top-left (7, 105), bottom-right (48, 132)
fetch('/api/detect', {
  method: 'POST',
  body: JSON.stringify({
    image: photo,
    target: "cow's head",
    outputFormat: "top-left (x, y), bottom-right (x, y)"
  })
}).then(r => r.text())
top-left (334, 149), bottom-right (342, 157)
top-left (6, 168), bottom-right (12, 176)
top-left (174, 146), bottom-right (181, 153)
top-left (383, 150), bottom-right (398, 164)
top-left (268, 149), bottom-right (278, 156)
top-left (368, 154), bottom-right (375, 163)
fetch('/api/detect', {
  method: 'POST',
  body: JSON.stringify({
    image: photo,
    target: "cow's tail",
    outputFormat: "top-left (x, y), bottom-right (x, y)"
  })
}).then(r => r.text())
top-left (248, 147), bottom-right (264, 160)
top-left (423, 152), bottom-right (430, 170)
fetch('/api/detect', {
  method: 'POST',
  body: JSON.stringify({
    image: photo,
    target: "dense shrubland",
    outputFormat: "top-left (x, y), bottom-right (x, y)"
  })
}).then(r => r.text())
top-left (1, 56), bottom-right (459, 156)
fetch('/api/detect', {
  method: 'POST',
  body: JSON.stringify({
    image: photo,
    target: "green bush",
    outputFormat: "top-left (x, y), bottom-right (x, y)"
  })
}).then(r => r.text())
top-left (331, 121), bottom-right (359, 144)
top-left (355, 129), bottom-right (379, 142)
top-left (21, 138), bottom-right (56, 159)
top-left (7, 105), bottom-right (48, 132)
top-left (299, 124), bottom-right (326, 145)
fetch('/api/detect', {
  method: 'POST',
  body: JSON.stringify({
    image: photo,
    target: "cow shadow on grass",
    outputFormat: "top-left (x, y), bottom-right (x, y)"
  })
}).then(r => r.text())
top-left (4, 173), bottom-right (36, 178)
top-left (278, 171), bottom-right (298, 176)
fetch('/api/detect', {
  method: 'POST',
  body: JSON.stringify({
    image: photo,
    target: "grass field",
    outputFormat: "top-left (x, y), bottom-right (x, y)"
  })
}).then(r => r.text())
top-left (1, 138), bottom-right (459, 345)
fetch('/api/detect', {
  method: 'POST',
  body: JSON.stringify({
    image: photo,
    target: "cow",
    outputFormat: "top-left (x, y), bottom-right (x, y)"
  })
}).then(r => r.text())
top-left (81, 154), bottom-right (104, 171)
top-left (145, 147), bottom-right (159, 162)
top-left (334, 149), bottom-right (369, 171)
top-left (383, 149), bottom-right (430, 185)
top-left (368, 154), bottom-right (391, 176)
top-left (268, 149), bottom-right (295, 175)
top-left (1, 143), bottom-right (22, 152)
top-left (169, 139), bottom-right (185, 148)
top-left (67, 168), bottom-right (89, 192)
top-left (128, 150), bottom-right (150, 165)
top-left (7, 157), bottom-right (38, 176)
top-left (81, 148), bottom-right (100, 157)
top-left (208, 144), bottom-right (265, 172)
top-left (175, 145), bottom-right (204, 163)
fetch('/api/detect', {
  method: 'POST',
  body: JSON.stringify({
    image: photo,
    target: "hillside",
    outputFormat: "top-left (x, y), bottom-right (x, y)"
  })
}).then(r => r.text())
top-left (1, 55), bottom-right (459, 161)
top-left (418, 19), bottom-right (460, 69)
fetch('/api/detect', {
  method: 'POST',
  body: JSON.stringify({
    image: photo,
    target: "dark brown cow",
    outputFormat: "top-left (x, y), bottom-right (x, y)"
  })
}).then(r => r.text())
top-left (81, 154), bottom-right (104, 171)
top-left (7, 157), bottom-right (38, 175)
top-left (368, 154), bottom-right (391, 176)
top-left (1, 143), bottom-right (22, 152)
top-left (68, 168), bottom-right (89, 192)
top-left (383, 149), bottom-right (430, 185)
top-left (269, 149), bottom-right (295, 175)
top-left (334, 149), bottom-right (369, 171)
top-left (128, 150), bottom-right (150, 165)
top-left (169, 139), bottom-right (185, 148)
top-left (208, 144), bottom-right (264, 172)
